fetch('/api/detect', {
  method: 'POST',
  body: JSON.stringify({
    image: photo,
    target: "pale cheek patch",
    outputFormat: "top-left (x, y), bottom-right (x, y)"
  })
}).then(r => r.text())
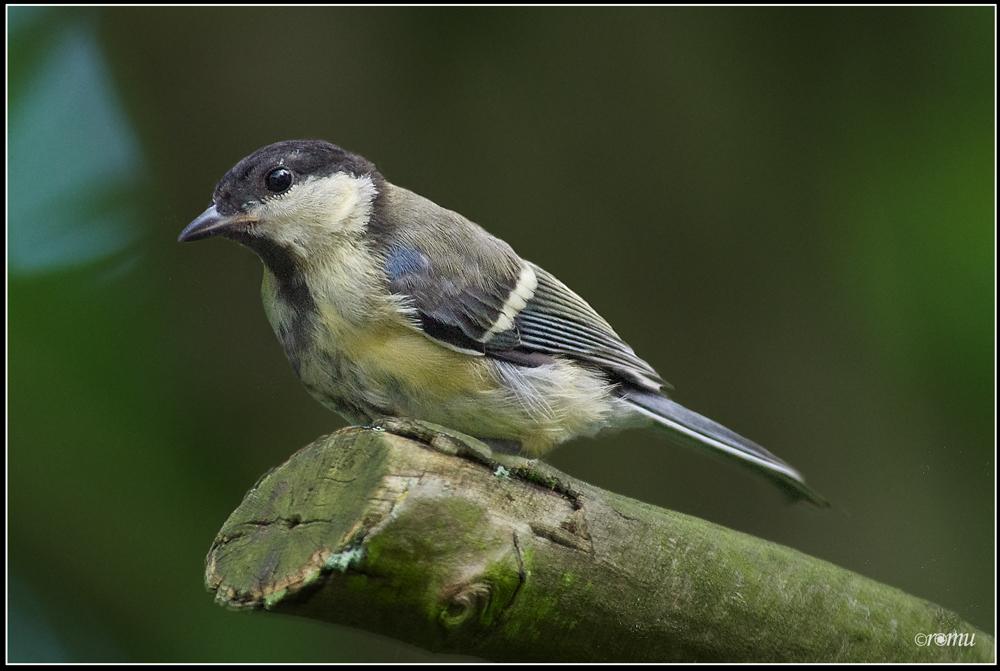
top-left (254, 173), bottom-right (377, 255)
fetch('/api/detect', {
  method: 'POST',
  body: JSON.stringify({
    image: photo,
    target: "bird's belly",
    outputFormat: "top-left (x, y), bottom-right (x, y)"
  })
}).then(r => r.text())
top-left (291, 310), bottom-right (622, 457)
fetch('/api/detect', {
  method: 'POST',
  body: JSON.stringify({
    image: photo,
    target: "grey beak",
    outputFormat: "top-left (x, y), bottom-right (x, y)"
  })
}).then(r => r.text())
top-left (178, 205), bottom-right (242, 242)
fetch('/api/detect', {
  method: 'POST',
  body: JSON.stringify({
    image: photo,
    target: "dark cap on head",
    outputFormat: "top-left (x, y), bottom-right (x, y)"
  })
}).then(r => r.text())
top-left (213, 140), bottom-right (381, 217)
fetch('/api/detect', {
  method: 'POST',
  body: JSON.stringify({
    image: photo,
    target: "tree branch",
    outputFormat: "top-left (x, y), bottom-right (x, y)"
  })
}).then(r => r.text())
top-left (204, 418), bottom-right (993, 662)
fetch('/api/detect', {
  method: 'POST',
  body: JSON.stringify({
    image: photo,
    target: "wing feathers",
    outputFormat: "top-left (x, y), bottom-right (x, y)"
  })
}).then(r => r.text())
top-left (514, 264), bottom-right (664, 389)
top-left (373, 183), bottom-right (664, 390)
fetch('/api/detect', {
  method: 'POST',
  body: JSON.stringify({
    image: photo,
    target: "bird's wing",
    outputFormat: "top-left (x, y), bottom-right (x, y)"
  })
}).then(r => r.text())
top-left (382, 237), bottom-right (665, 391)
top-left (512, 263), bottom-right (665, 390)
top-left (381, 239), bottom-right (531, 354)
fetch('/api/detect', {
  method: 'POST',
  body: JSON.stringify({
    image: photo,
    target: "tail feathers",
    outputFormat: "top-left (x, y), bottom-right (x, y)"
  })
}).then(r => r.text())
top-left (625, 391), bottom-right (829, 508)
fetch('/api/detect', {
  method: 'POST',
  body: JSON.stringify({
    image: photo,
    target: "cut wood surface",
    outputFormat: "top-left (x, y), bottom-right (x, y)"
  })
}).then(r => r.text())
top-left (205, 418), bottom-right (993, 662)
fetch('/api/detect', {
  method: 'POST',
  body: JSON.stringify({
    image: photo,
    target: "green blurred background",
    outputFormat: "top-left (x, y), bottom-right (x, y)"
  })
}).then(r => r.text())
top-left (7, 6), bottom-right (994, 662)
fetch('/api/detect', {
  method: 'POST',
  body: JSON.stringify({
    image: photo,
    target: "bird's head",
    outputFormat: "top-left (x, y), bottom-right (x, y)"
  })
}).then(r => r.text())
top-left (179, 140), bottom-right (384, 265)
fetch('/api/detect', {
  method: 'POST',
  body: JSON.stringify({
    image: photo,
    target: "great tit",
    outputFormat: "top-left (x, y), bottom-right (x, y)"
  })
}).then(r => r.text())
top-left (179, 140), bottom-right (827, 507)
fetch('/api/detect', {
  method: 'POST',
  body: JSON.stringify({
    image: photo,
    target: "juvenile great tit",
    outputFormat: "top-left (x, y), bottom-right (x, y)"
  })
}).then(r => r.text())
top-left (180, 140), bottom-right (827, 507)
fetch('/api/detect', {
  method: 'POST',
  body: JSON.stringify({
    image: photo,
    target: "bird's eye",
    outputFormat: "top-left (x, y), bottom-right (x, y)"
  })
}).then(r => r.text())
top-left (264, 167), bottom-right (293, 194)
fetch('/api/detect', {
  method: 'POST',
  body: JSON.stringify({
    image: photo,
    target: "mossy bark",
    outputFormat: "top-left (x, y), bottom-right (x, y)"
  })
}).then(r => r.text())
top-left (204, 418), bottom-right (993, 662)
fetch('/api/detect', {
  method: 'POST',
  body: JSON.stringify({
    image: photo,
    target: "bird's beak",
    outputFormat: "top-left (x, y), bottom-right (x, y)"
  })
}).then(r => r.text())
top-left (178, 205), bottom-right (251, 242)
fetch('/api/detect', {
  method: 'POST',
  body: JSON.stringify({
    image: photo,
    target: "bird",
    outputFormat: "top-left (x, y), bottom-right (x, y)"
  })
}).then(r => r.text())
top-left (179, 140), bottom-right (828, 507)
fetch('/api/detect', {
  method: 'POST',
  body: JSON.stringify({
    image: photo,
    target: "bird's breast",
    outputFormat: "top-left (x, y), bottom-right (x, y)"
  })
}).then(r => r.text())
top-left (263, 268), bottom-right (499, 421)
top-left (260, 267), bottom-right (621, 455)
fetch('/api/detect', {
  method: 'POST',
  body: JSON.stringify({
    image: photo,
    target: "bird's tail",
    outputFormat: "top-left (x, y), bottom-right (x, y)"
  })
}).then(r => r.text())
top-left (624, 391), bottom-right (829, 508)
